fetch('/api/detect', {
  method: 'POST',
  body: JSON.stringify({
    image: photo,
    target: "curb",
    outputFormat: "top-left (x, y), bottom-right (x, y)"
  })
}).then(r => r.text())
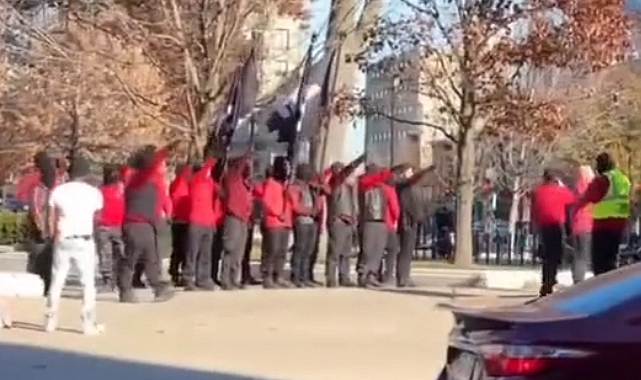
top-left (1, 251), bottom-right (586, 290)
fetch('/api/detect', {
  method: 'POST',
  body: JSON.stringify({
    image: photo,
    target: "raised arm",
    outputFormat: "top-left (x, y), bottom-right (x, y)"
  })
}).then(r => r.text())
top-left (329, 154), bottom-right (366, 188)
top-left (358, 169), bottom-right (394, 191)
top-left (396, 165), bottom-right (436, 189)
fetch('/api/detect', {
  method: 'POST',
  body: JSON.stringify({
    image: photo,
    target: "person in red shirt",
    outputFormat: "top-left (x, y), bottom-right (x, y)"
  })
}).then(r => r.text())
top-left (287, 163), bottom-right (322, 287)
top-left (183, 156), bottom-right (217, 291)
top-left (380, 178), bottom-right (401, 285)
top-left (358, 164), bottom-right (395, 287)
top-left (575, 153), bottom-right (629, 276)
top-left (261, 156), bottom-right (293, 288)
top-left (118, 143), bottom-right (178, 303)
top-left (168, 163), bottom-right (191, 286)
top-left (238, 166), bottom-right (272, 287)
top-left (569, 165), bottom-right (594, 284)
top-left (27, 151), bottom-right (58, 296)
top-left (322, 154), bottom-right (365, 287)
top-left (96, 164), bottom-right (125, 292)
top-left (210, 158), bottom-right (227, 285)
top-left (531, 169), bottom-right (576, 297)
top-left (219, 153), bottom-right (253, 290)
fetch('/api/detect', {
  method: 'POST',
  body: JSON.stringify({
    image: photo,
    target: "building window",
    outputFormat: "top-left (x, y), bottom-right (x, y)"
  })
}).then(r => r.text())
top-left (270, 29), bottom-right (289, 51)
top-left (273, 60), bottom-right (288, 77)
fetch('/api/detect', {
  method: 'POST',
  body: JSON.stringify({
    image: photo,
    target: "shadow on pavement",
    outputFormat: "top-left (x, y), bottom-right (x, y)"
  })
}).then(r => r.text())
top-left (370, 287), bottom-right (475, 299)
top-left (0, 341), bottom-right (271, 380)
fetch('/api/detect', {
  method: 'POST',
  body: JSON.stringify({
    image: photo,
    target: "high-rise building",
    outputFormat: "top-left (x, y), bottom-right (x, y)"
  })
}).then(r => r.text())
top-left (228, 6), bottom-right (310, 167)
top-left (364, 50), bottom-right (458, 169)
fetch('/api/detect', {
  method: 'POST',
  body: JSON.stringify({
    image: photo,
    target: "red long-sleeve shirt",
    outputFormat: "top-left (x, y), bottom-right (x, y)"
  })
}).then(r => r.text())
top-left (252, 181), bottom-right (267, 199)
top-left (577, 175), bottom-right (627, 233)
top-left (222, 158), bottom-right (253, 222)
top-left (572, 176), bottom-right (593, 234)
top-left (381, 183), bottom-right (400, 231)
top-left (169, 166), bottom-right (191, 223)
top-left (99, 183), bottom-right (124, 227)
top-left (531, 182), bottom-right (575, 228)
top-left (358, 169), bottom-right (394, 192)
top-left (262, 178), bottom-right (293, 229)
top-left (288, 183), bottom-right (317, 218)
top-left (188, 158), bottom-right (217, 226)
top-left (124, 147), bottom-right (168, 223)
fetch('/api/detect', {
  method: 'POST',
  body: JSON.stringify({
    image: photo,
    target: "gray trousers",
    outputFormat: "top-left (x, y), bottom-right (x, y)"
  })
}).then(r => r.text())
top-left (362, 221), bottom-right (388, 278)
top-left (381, 230), bottom-right (400, 283)
top-left (571, 233), bottom-right (591, 283)
top-left (264, 227), bottom-right (290, 283)
top-left (397, 224), bottom-right (418, 286)
top-left (184, 224), bottom-right (215, 285)
top-left (118, 222), bottom-right (161, 294)
top-left (220, 216), bottom-right (248, 286)
top-left (291, 222), bottom-right (318, 283)
top-left (326, 219), bottom-right (353, 284)
top-left (95, 226), bottom-right (124, 282)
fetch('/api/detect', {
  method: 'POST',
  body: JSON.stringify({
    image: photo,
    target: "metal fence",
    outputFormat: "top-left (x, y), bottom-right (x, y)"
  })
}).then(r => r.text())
top-left (413, 222), bottom-right (540, 266)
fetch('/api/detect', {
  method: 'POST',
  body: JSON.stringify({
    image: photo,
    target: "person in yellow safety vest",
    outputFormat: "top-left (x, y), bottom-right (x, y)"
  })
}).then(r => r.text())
top-left (576, 153), bottom-right (630, 276)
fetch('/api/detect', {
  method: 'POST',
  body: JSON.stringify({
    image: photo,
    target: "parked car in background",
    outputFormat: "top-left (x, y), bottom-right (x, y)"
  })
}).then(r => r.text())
top-left (0, 196), bottom-right (28, 212)
top-left (437, 263), bottom-right (641, 380)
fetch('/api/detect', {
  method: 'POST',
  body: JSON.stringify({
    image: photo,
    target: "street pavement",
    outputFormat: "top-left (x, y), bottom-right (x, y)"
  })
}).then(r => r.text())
top-left (0, 251), bottom-right (534, 380)
top-left (0, 284), bottom-right (532, 380)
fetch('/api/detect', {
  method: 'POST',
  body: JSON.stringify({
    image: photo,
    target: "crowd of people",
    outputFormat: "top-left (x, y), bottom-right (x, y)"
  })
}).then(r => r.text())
top-left (10, 142), bottom-right (627, 335)
top-left (14, 142), bottom-right (434, 335)
top-left (530, 152), bottom-right (632, 297)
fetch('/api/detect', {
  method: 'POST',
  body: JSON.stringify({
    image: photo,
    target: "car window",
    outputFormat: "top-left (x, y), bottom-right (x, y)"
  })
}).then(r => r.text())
top-left (537, 264), bottom-right (641, 316)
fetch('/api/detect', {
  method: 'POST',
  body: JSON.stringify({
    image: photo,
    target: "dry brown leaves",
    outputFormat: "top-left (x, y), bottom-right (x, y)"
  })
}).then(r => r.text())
top-left (353, 0), bottom-right (630, 141)
top-left (3, 11), bottom-right (168, 167)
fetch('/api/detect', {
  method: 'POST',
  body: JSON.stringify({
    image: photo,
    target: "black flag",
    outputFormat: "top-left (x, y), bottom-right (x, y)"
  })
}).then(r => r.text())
top-left (266, 36), bottom-right (315, 152)
top-left (210, 46), bottom-right (259, 152)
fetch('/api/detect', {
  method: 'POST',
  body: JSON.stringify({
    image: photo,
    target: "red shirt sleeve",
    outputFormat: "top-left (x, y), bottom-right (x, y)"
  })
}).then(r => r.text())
top-left (385, 185), bottom-right (400, 221)
top-left (358, 170), bottom-right (393, 191)
top-left (170, 166), bottom-right (191, 195)
top-left (252, 182), bottom-right (266, 199)
top-left (561, 186), bottom-right (577, 206)
top-left (582, 176), bottom-right (609, 205)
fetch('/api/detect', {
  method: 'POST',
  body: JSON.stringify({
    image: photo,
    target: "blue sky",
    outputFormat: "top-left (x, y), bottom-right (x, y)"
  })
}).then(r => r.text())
top-left (305, 0), bottom-right (413, 161)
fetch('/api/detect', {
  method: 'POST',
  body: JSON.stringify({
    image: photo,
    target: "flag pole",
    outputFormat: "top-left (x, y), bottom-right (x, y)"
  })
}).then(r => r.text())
top-left (318, 33), bottom-right (345, 170)
top-left (288, 33), bottom-right (317, 182)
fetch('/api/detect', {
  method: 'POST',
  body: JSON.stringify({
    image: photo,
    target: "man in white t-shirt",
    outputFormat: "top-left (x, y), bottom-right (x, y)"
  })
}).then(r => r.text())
top-left (45, 156), bottom-right (104, 335)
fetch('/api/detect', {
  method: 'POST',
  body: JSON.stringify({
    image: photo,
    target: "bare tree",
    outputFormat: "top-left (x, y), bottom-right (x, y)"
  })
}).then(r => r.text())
top-left (353, 0), bottom-right (630, 266)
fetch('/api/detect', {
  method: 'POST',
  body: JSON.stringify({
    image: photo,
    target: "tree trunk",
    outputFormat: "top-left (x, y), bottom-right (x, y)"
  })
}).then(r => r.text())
top-left (454, 130), bottom-right (475, 267)
top-left (508, 179), bottom-right (521, 257)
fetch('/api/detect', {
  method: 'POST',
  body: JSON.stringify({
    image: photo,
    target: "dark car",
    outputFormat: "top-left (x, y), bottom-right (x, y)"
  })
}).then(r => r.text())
top-left (437, 263), bottom-right (641, 380)
top-left (0, 197), bottom-right (29, 212)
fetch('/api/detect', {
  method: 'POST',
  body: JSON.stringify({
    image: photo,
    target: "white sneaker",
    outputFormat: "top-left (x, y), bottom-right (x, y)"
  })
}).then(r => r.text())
top-left (83, 323), bottom-right (105, 336)
top-left (44, 313), bottom-right (57, 333)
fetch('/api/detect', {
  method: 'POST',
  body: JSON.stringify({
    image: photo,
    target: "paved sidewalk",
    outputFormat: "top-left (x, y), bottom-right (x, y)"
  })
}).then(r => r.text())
top-left (0, 287), bottom-right (470, 380)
